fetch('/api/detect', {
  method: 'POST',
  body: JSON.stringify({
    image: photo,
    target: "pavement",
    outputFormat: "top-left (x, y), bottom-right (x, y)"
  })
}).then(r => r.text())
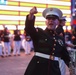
top-left (0, 51), bottom-right (70, 75)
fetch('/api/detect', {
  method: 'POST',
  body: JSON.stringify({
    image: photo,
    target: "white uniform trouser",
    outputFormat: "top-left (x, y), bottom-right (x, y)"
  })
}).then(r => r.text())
top-left (22, 39), bottom-right (31, 54)
top-left (13, 41), bottom-right (21, 55)
top-left (30, 40), bottom-right (34, 50)
top-left (0, 44), bottom-right (3, 56)
top-left (4, 42), bottom-right (11, 56)
top-left (59, 59), bottom-right (66, 75)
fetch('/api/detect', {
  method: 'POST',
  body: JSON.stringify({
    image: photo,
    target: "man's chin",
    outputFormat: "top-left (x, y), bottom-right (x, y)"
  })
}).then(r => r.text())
top-left (47, 27), bottom-right (53, 30)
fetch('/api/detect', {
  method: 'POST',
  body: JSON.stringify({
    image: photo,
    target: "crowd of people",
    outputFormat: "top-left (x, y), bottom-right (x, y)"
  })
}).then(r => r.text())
top-left (0, 25), bottom-right (34, 58)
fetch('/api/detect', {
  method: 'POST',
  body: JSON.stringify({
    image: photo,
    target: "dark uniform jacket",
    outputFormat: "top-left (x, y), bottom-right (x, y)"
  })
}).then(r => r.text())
top-left (3, 31), bottom-right (10, 42)
top-left (14, 30), bottom-right (21, 41)
top-left (55, 25), bottom-right (65, 37)
top-left (0, 30), bottom-right (4, 42)
top-left (24, 15), bottom-right (70, 75)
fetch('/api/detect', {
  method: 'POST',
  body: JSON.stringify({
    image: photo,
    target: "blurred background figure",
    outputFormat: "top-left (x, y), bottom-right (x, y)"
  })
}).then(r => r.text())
top-left (55, 16), bottom-right (66, 38)
top-left (2, 25), bottom-right (11, 57)
top-left (65, 34), bottom-right (76, 73)
top-left (22, 33), bottom-right (33, 55)
top-left (65, 35), bottom-right (75, 51)
top-left (0, 30), bottom-right (4, 57)
top-left (72, 29), bottom-right (76, 49)
top-left (13, 25), bottom-right (21, 56)
top-left (20, 30), bottom-right (27, 50)
top-left (65, 30), bottom-right (72, 42)
top-left (55, 16), bottom-right (67, 75)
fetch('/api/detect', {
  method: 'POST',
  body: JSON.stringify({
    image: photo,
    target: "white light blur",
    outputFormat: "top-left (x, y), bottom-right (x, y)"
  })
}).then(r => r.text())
top-left (1, 0), bottom-right (4, 3)
top-left (5, 25), bottom-right (16, 30)
top-left (0, 25), bottom-right (71, 31)
top-left (61, 10), bottom-right (71, 14)
top-left (0, 25), bottom-right (4, 30)
top-left (0, 5), bottom-right (71, 14)
top-left (14, 0), bottom-right (71, 6)
top-left (0, 25), bottom-right (25, 30)
top-left (67, 26), bottom-right (71, 30)
top-left (46, 0), bottom-right (71, 6)
top-left (0, 5), bottom-right (45, 12)
top-left (35, 26), bottom-right (46, 30)
top-left (18, 25), bottom-right (25, 30)
top-left (63, 26), bottom-right (66, 30)
top-left (0, 15), bottom-right (71, 22)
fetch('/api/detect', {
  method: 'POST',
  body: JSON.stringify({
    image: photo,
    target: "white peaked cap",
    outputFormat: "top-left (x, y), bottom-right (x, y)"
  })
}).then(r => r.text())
top-left (42, 8), bottom-right (63, 19)
top-left (60, 16), bottom-right (66, 21)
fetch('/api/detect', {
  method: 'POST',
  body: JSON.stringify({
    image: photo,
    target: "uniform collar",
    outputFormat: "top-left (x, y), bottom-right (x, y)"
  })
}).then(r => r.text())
top-left (45, 28), bottom-right (56, 34)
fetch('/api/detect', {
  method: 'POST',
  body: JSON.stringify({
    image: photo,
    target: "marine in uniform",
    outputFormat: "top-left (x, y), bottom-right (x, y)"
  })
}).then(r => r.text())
top-left (24, 7), bottom-right (70, 75)
top-left (55, 16), bottom-right (66, 38)
top-left (55, 16), bottom-right (67, 75)
top-left (13, 25), bottom-right (21, 56)
top-left (0, 30), bottom-right (4, 57)
top-left (22, 35), bottom-right (32, 55)
top-left (3, 27), bottom-right (11, 56)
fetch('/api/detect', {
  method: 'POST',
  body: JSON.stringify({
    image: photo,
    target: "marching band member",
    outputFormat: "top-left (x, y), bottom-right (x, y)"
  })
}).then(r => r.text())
top-left (0, 30), bottom-right (4, 57)
top-left (3, 26), bottom-right (11, 57)
top-left (13, 25), bottom-right (21, 56)
top-left (22, 35), bottom-right (32, 55)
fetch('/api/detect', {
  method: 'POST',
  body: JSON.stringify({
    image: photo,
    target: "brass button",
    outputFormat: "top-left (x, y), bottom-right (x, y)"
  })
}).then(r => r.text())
top-left (45, 39), bottom-right (47, 41)
top-left (53, 48), bottom-right (55, 50)
top-left (54, 40), bottom-right (57, 42)
top-left (53, 37), bottom-right (55, 39)
top-left (54, 44), bottom-right (56, 46)
top-left (37, 61), bottom-right (39, 63)
top-left (52, 53), bottom-right (54, 55)
top-left (50, 55), bottom-right (54, 60)
top-left (53, 34), bottom-right (55, 36)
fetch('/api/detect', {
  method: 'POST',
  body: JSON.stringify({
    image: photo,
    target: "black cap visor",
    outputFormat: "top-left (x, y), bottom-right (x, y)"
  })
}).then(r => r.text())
top-left (46, 15), bottom-right (59, 20)
top-left (60, 19), bottom-right (66, 21)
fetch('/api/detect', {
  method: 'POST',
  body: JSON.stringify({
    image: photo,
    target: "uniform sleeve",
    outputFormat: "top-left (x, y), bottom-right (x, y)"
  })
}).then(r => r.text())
top-left (56, 26), bottom-right (64, 36)
top-left (24, 15), bottom-right (38, 41)
top-left (25, 15), bottom-right (35, 29)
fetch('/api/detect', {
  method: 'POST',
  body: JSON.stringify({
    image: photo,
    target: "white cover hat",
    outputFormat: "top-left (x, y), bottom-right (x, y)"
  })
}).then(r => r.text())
top-left (60, 16), bottom-right (66, 21)
top-left (42, 8), bottom-right (63, 19)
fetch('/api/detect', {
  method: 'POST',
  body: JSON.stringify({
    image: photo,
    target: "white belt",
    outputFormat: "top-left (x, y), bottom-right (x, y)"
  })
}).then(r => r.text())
top-left (0, 44), bottom-right (2, 45)
top-left (35, 52), bottom-right (60, 61)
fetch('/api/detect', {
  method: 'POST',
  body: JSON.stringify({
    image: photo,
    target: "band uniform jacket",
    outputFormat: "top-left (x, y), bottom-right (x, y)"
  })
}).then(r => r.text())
top-left (24, 15), bottom-right (70, 75)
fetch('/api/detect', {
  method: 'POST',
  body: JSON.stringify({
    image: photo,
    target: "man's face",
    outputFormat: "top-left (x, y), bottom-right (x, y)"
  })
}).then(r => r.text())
top-left (54, 19), bottom-right (60, 25)
top-left (61, 21), bottom-right (66, 26)
top-left (45, 17), bottom-right (58, 30)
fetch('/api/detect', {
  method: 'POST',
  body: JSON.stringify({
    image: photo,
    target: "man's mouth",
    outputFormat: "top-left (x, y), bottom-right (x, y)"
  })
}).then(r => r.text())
top-left (49, 23), bottom-right (53, 25)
